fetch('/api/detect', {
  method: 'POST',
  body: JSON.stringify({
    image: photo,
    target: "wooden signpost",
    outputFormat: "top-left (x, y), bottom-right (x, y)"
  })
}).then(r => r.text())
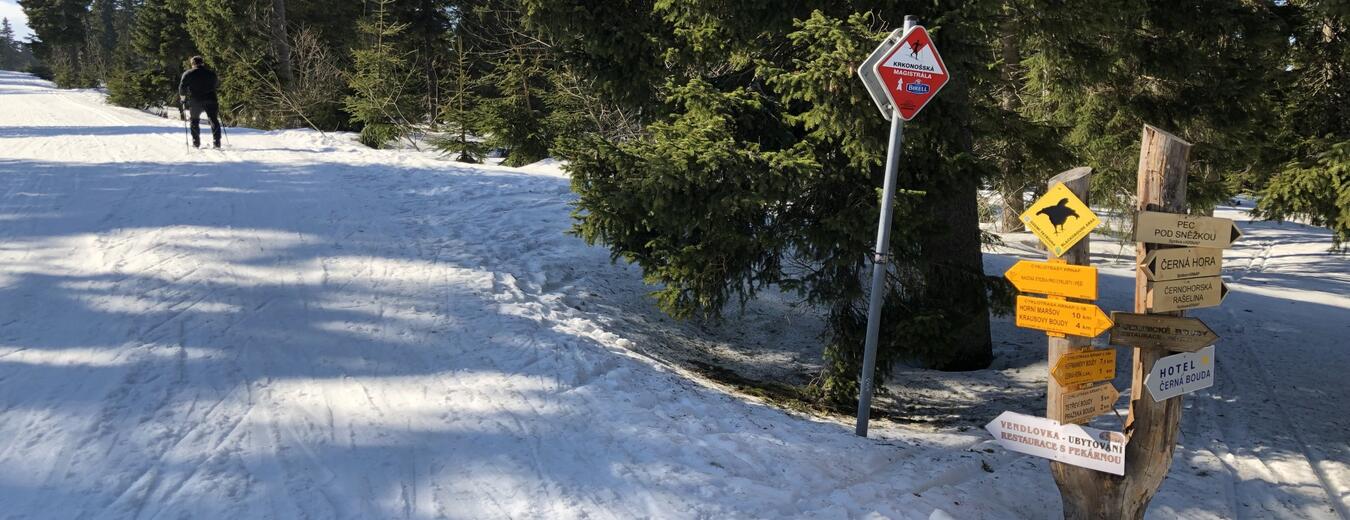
top-left (996, 167), bottom-right (1128, 473)
top-left (1052, 349), bottom-right (1116, 387)
top-left (1145, 276), bottom-right (1229, 312)
top-left (1136, 211), bottom-right (1243, 249)
top-left (1139, 247), bottom-right (1222, 282)
top-left (990, 127), bottom-right (1240, 515)
top-left (1108, 312), bottom-right (1218, 353)
top-left (1048, 125), bottom-right (1218, 519)
top-left (1062, 384), bottom-right (1121, 426)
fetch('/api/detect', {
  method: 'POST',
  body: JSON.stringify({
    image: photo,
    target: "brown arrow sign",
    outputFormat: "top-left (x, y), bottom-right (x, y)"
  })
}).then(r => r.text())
top-left (1146, 276), bottom-right (1229, 312)
top-left (1136, 211), bottom-right (1244, 249)
top-left (1109, 312), bottom-right (1219, 352)
top-left (1140, 247), bottom-right (1222, 282)
top-left (1061, 383), bottom-right (1120, 425)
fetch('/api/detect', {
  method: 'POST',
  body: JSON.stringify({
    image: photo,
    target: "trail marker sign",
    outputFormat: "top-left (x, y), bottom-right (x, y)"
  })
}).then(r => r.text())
top-left (1140, 247), bottom-right (1223, 282)
top-left (985, 411), bottom-right (1126, 475)
top-left (1146, 276), bottom-right (1229, 312)
top-left (1052, 348), bottom-right (1116, 387)
top-left (1021, 183), bottom-right (1101, 257)
top-left (1016, 295), bottom-right (1114, 338)
top-left (872, 25), bottom-right (949, 121)
top-left (857, 29), bottom-right (906, 121)
top-left (1004, 260), bottom-right (1098, 300)
top-left (1109, 312), bottom-right (1218, 352)
top-left (1144, 345), bottom-right (1215, 401)
top-left (1061, 384), bottom-right (1120, 425)
top-left (1136, 211), bottom-right (1243, 249)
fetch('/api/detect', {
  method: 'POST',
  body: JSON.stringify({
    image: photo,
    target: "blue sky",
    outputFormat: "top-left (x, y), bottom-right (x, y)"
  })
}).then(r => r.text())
top-left (1, 0), bottom-right (32, 40)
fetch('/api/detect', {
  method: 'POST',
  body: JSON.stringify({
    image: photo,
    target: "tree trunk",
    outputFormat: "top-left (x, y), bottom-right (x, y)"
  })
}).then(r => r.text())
top-left (1044, 167), bottom-right (1093, 427)
top-left (916, 32), bottom-right (994, 370)
top-left (997, 12), bottom-right (1025, 233)
top-left (1001, 187), bottom-right (1026, 232)
top-left (269, 0), bottom-right (293, 85)
top-left (422, 0), bottom-right (440, 123)
top-left (920, 172), bottom-right (994, 371)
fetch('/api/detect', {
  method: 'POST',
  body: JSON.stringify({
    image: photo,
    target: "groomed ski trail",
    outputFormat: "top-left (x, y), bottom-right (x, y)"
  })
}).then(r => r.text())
top-left (4, 70), bottom-right (1349, 519)
top-left (0, 71), bottom-right (1002, 519)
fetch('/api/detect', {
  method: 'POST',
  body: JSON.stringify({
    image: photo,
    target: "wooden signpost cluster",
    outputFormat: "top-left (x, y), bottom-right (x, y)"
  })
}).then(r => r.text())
top-left (852, 25), bottom-right (1243, 517)
top-left (1003, 166), bottom-right (1120, 429)
top-left (984, 126), bottom-right (1242, 518)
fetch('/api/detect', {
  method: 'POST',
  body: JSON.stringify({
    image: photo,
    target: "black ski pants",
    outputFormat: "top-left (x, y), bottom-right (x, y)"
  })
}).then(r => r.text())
top-left (188, 100), bottom-right (221, 146)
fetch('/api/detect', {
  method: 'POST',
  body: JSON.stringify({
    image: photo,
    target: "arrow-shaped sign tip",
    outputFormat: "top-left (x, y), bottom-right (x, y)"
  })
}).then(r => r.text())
top-left (1231, 224), bottom-right (1243, 244)
top-left (1095, 307), bottom-right (1115, 336)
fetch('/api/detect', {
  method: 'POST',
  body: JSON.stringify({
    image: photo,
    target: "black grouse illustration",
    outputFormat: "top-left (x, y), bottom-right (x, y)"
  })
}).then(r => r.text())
top-left (1036, 198), bottom-right (1078, 231)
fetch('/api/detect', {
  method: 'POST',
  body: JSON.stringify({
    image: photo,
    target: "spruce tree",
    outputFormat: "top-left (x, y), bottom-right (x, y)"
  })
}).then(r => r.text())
top-left (477, 44), bottom-right (552, 165)
top-left (1258, 141), bottom-right (1350, 245)
top-left (1020, 0), bottom-right (1284, 213)
top-left (389, 0), bottom-right (453, 125)
top-left (18, 0), bottom-right (92, 86)
top-left (539, 2), bottom-right (1006, 404)
top-left (1255, 2), bottom-right (1350, 244)
top-left (122, 0), bottom-right (197, 115)
top-left (182, 0), bottom-right (277, 125)
top-left (432, 34), bottom-right (486, 162)
top-left (461, 1), bottom-right (556, 166)
top-left (344, 0), bottom-right (417, 148)
top-left (0, 18), bottom-right (17, 70)
top-left (83, 0), bottom-right (122, 81)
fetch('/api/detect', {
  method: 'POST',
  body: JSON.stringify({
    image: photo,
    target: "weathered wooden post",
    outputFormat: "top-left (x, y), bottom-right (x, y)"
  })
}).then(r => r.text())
top-left (1043, 167), bottom-right (1094, 426)
top-left (1051, 125), bottom-right (1192, 518)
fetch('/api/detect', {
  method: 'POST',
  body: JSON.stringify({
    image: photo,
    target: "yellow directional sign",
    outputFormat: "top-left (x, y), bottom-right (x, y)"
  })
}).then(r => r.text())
top-left (1020, 183), bottom-right (1100, 257)
top-left (1136, 211), bottom-right (1243, 249)
top-left (1015, 295), bottom-right (1114, 337)
top-left (1005, 260), bottom-right (1098, 300)
top-left (1146, 276), bottom-right (1229, 313)
top-left (1061, 384), bottom-right (1120, 425)
top-left (1108, 312), bottom-right (1218, 352)
top-left (1140, 247), bottom-right (1223, 282)
top-left (1052, 348), bottom-right (1116, 387)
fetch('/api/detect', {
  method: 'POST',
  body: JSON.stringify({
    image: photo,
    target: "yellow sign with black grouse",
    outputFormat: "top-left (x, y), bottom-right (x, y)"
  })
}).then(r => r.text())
top-left (1020, 183), bottom-right (1101, 257)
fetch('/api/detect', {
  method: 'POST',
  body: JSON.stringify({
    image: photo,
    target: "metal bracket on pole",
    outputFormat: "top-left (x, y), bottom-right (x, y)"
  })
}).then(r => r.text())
top-left (855, 14), bottom-right (919, 438)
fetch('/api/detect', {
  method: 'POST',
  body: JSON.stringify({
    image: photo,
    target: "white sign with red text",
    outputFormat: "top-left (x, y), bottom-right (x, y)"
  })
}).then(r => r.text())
top-left (985, 411), bottom-right (1126, 475)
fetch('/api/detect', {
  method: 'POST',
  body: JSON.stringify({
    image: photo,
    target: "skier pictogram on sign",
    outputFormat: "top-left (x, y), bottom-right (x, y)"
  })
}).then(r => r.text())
top-left (872, 26), bottom-right (949, 121)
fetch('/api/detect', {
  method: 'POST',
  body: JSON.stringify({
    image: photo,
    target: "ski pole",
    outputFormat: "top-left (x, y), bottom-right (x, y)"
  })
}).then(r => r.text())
top-left (180, 97), bottom-right (190, 149)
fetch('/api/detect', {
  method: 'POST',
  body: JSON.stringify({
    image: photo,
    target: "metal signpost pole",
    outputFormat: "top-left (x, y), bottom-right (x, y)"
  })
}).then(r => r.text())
top-left (855, 15), bottom-right (917, 438)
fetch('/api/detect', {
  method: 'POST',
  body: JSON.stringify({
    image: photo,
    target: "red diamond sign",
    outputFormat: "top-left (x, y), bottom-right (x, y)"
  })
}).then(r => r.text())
top-left (872, 26), bottom-right (949, 121)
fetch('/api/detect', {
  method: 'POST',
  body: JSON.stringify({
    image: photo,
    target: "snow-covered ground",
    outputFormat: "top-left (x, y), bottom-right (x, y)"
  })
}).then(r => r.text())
top-left (0, 70), bottom-right (1346, 519)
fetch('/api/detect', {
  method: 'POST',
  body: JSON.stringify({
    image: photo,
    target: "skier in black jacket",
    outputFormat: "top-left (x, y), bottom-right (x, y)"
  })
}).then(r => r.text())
top-left (178, 56), bottom-right (221, 148)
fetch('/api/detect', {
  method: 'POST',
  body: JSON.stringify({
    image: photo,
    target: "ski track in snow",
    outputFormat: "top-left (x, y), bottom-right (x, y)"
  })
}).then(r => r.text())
top-left (0, 71), bottom-right (983, 519)
top-left (2, 70), bottom-right (1348, 519)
